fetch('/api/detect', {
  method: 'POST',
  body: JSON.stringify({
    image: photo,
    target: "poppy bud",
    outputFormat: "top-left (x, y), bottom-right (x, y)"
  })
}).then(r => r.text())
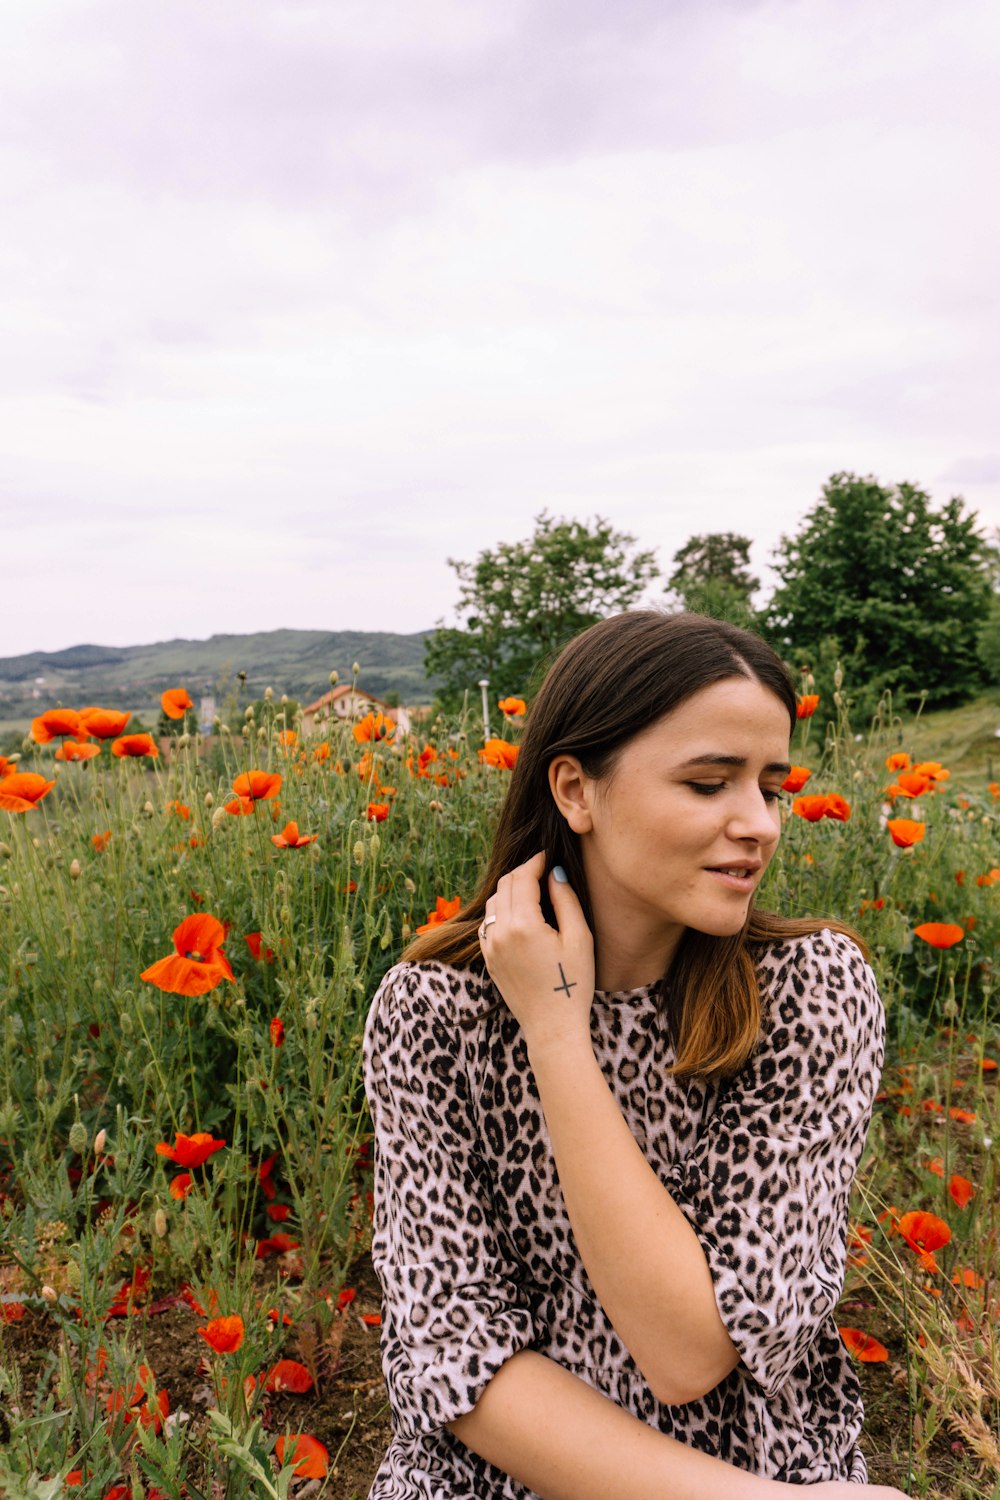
top-left (257, 727), bottom-right (267, 743)
top-left (429, 800), bottom-right (442, 813)
top-left (153, 1208), bottom-right (168, 1238)
top-left (353, 840), bottom-right (365, 865)
top-left (0, 843), bottom-right (11, 858)
top-left (178, 733), bottom-right (190, 748)
top-left (369, 834), bottom-right (380, 855)
top-left (68, 1120), bottom-right (88, 1155)
top-left (143, 801), bottom-right (154, 816)
top-left (280, 694), bottom-right (288, 704)
top-left (93, 1128), bottom-right (107, 1155)
top-left (834, 662), bottom-right (844, 690)
top-left (211, 807), bottom-right (228, 832)
top-left (213, 715), bottom-right (222, 730)
top-left (404, 877), bottom-right (416, 893)
top-left (242, 725), bottom-right (250, 739)
top-left (264, 687), bottom-right (274, 701)
top-left (401, 922), bottom-right (412, 941)
top-left (41, 1285), bottom-right (58, 1304)
top-left (352, 662), bottom-right (360, 676)
top-left (221, 724), bottom-right (231, 736)
top-left (69, 859), bottom-right (81, 880)
top-left (204, 792), bottom-right (214, 807)
top-left (244, 706), bottom-right (255, 722)
top-left (238, 671), bottom-right (247, 682)
top-left (329, 670), bottom-right (339, 686)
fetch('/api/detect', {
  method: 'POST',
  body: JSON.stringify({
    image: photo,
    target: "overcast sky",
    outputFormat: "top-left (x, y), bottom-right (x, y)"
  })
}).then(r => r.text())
top-left (3, 0), bottom-right (999, 656)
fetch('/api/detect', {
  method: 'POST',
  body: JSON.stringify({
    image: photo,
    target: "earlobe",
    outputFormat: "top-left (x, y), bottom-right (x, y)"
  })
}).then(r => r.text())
top-left (548, 755), bottom-right (594, 834)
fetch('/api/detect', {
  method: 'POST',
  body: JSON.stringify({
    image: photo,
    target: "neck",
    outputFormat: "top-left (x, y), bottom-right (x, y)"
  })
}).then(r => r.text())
top-left (591, 914), bottom-right (683, 992)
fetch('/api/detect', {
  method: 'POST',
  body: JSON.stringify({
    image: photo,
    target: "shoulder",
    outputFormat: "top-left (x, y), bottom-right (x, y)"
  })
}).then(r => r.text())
top-left (753, 928), bottom-right (884, 1041)
top-left (364, 960), bottom-right (491, 1066)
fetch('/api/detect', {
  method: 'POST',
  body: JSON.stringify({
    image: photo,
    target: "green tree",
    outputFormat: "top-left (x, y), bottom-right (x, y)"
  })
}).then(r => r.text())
top-left (975, 529), bottom-right (1000, 686)
top-left (764, 473), bottom-right (993, 713)
top-left (425, 512), bottom-right (659, 711)
top-left (666, 533), bottom-right (760, 628)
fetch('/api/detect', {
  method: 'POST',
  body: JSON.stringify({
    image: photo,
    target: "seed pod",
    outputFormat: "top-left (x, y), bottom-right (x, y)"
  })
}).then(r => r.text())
top-left (153, 1208), bottom-right (168, 1238)
top-left (329, 670), bottom-right (339, 686)
top-left (69, 859), bottom-right (81, 880)
top-left (41, 1285), bottom-right (58, 1304)
top-left (353, 840), bottom-right (365, 865)
top-left (264, 686), bottom-right (274, 701)
top-left (403, 877), bottom-right (416, 893)
top-left (93, 1128), bottom-right (107, 1155)
top-left (369, 834), bottom-right (380, 856)
top-left (205, 791), bottom-right (214, 807)
top-left (143, 801), bottom-right (154, 816)
top-left (211, 806), bottom-right (228, 832)
top-left (68, 1120), bottom-right (88, 1155)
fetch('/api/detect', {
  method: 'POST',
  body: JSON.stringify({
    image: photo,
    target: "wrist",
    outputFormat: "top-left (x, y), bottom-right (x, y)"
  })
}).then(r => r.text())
top-left (524, 1019), bottom-right (596, 1071)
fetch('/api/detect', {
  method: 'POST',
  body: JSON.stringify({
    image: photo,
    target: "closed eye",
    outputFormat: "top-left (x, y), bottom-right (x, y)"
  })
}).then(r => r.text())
top-left (687, 781), bottom-right (786, 803)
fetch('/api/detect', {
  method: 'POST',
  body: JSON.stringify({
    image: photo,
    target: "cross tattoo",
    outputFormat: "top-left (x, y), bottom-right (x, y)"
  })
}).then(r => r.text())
top-left (553, 963), bottom-right (577, 997)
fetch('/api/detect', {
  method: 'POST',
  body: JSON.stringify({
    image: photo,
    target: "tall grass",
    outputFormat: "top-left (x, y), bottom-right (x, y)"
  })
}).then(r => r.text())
top-left (0, 683), bottom-right (997, 1497)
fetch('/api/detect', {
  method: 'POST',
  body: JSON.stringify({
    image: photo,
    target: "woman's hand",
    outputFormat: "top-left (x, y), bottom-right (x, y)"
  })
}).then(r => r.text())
top-left (805, 1485), bottom-right (910, 1497)
top-left (479, 851), bottom-right (596, 1055)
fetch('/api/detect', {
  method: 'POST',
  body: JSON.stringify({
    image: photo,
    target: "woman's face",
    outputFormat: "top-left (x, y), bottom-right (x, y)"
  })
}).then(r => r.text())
top-left (560, 675), bottom-right (792, 972)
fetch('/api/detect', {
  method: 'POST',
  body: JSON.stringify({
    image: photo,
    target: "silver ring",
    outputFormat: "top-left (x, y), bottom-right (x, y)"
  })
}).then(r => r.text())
top-left (478, 915), bottom-right (497, 939)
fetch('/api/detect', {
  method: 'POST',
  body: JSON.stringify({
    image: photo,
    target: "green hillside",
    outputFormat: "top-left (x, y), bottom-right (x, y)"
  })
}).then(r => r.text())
top-left (0, 628), bottom-right (436, 736)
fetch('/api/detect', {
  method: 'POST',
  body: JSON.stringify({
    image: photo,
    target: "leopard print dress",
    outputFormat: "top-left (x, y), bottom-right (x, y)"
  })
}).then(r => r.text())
top-left (363, 929), bottom-right (885, 1497)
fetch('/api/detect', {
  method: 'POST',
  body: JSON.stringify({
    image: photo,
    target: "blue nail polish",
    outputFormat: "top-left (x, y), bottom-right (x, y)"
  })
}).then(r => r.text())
top-left (552, 865), bottom-right (568, 883)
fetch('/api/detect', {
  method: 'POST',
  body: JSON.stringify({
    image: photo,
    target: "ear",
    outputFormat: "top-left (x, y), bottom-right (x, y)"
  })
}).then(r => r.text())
top-left (548, 754), bottom-right (594, 834)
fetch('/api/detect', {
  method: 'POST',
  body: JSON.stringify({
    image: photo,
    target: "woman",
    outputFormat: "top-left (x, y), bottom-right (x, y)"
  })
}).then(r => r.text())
top-left (363, 611), bottom-right (908, 1500)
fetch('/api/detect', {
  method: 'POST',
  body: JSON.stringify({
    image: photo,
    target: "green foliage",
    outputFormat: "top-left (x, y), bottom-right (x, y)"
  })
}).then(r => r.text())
top-left (665, 532), bottom-right (760, 628)
top-left (424, 512), bottom-right (660, 709)
top-left (765, 473), bottom-right (993, 714)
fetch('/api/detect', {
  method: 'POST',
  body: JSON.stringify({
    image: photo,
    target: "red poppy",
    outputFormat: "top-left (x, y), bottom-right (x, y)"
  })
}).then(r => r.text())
top-left (366, 802), bottom-right (389, 822)
top-left (313, 741), bottom-right (331, 762)
top-left (56, 741), bottom-right (101, 762)
top-left (111, 734), bottom-right (159, 759)
top-left (271, 820), bottom-right (317, 848)
top-left (795, 694), bottom-right (819, 719)
top-left (257, 1151), bottom-right (279, 1199)
top-left (0, 772), bottom-right (56, 813)
top-left (896, 1210), bottom-right (951, 1255)
top-left (270, 1016), bottom-right (285, 1047)
top-left (497, 697), bottom-right (526, 717)
top-left (353, 712), bottom-right (395, 744)
top-left (823, 793), bottom-right (851, 822)
top-left (791, 794), bottom-right (849, 823)
top-left (141, 913), bottom-right (234, 996)
top-left (913, 761), bottom-right (949, 782)
top-left (31, 708), bottom-right (85, 742)
top-left (275, 1434), bottom-right (328, 1479)
top-left (264, 1359), bottom-right (313, 1393)
top-left (155, 1132), bottom-right (226, 1169)
top-left (166, 800), bottom-right (191, 820)
top-left (169, 1172), bottom-right (193, 1200)
top-left (989, 782), bottom-right (999, 798)
top-left (479, 738), bottom-right (518, 769)
top-left (949, 1106), bottom-right (977, 1123)
top-left (245, 932), bottom-right (275, 962)
top-left (198, 1314), bottom-right (244, 1354)
top-left (255, 1232), bottom-right (300, 1259)
top-left (79, 707), bottom-right (131, 739)
top-left (914, 922), bottom-right (964, 949)
top-left (885, 771), bottom-right (934, 800)
top-left (781, 766), bottom-right (811, 793)
top-left (92, 830), bottom-right (111, 851)
top-left (0, 1302), bottom-right (25, 1322)
top-left (416, 896), bottom-right (462, 934)
top-left (949, 1175), bottom-right (975, 1209)
top-left (361, 1312), bottom-right (382, 1326)
top-left (161, 688), bottom-right (193, 720)
top-left (885, 752), bottom-right (911, 772)
top-left (838, 1328), bottom-right (889, 1362)
top-left (887, 818), bottom-right (925, 848)
top-left (266, 1202), bottom-right (290, 1221)
top-left (231, 770), bottom-right (282, 803)
top-left (0, 756), bottom-right (15, 777)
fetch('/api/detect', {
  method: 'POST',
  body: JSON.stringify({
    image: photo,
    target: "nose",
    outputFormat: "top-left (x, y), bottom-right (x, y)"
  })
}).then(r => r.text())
top-left (727, 785), bottom-right (781, 846)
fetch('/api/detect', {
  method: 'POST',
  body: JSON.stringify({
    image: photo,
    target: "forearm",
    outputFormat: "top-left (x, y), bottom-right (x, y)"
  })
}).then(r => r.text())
top-left (447, 1349), bottom-right (776, 1500)
top-left (527, 1030), bottom-right (737, 1405)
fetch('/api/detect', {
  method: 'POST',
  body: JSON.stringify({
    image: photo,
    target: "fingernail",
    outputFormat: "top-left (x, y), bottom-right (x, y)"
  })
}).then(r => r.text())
top-left (552, 865), bottom-right (568, 883)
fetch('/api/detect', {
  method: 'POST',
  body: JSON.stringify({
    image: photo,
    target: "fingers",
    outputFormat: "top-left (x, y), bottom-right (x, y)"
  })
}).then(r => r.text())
top-left (547, 864), bottom-right (589, 939)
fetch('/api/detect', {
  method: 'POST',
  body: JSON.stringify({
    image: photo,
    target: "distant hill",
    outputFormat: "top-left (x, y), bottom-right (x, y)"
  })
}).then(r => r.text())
top-left (0, 628), bottom-right (437, 731)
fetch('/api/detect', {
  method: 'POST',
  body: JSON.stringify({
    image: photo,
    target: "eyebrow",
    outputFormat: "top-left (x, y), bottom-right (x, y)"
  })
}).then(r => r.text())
top-left (675, 754), bottom-right (793, 776)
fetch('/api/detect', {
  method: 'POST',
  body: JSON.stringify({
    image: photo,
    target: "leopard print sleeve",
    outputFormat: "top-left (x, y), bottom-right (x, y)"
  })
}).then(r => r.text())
top-left (664, 929), bottom-right (886, 1402)
top-left (363, 961), bottom-right (541, 1440)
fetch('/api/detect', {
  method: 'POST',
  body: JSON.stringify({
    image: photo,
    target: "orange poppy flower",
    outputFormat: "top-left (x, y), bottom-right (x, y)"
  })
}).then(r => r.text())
top-left (270, 1016), bottom-right (285, 1046)
top-left (912, 761), bottom-right (949, 782)
top-left (92, 830), bottom-right (111, 851)
top-left (245, 932), bottom-right (275, 962)
top-left (885, 752), bottom-right (911, 772)
top-left (781, 766), bottom-right (811, 793)
top-left (255, 1232), bottom-right (301, 1259)
top-left (198, 1314), bottom-right (244, 1354)
top-left (169, 1172), bottom-right (193, 1200)
top-left (271, 820), bottom-right (317, 848)
top-left (498, 697), bottom-right (527, 717)
top-left (79, 707), bottom-right (131, 739)
top-left (949, 1106), bottom-right (977, 1123)
top-left (275, 1434), bottom-right (328, 1479)
top-left (896, 1210), bottom-right (951, 1255)
top-left (976, 867), bottom-right (1000, 887)
top-left (155, 1132), bottom-right (226, 1168)
top-left (952, 1266), bottom-right (985, 1290)
top-left (0, 756), bottom-right (15, 777)
top-left (361, 1312), bottom-right (382, 1326)
top-left (416, 896), bottom-right (462, 934)
top-left (914, 922), bottom-right (964, 949)
top-left (791, 794), bottom-right (825, 822)
top-left (479, 738), bottom-right (519, 770)
top-left (141, 913), bottom-right (234, 996)
top-left (795, 694), bottom-right (819, 719)
top-left (823, 793), bottom-right (851, 822)
top-left (56, 741), bottom-right (101, 762)
top-left (277, 728), bottom-right (298, 749)
top-left (0, 1302), bottom-right (25, 1322)
top-left (0, 772), bottom-right (56, 813)
top-left (989, 782), bottom-right (999, 798)
top-left (353, 712), bottom-right (395, 744)
top-left (264, 1359), bottom-right (313, 1393)
top-left (31, 708), bottom-right (85, 743)
top-left (949, 1175), bottom-right (975, 1209)
top-left (838, 1328), bottom-right (889, 1362)
top-left (887, 818), bottom-right (925, 848)
top-left (224, 796), bottom-right (255, 816)
top-left (367, 801), bottom-right (389, 822)
top-left (161, 688), bottom-right (193, 720)
top-left (166, 800), bottom-right (191, 820)
top-left (313, 741), bottom-right (331, 762)
top-left (231, 770), bottom-right (282, 803)
top-left (111, 734), bottom-right (159, 759)
top-left (266, 1202), bottom-right (290, 1221)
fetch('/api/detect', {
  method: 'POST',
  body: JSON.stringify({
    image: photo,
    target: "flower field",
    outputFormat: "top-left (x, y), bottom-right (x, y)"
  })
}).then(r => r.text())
top-left (0, 683), bottom-right (998, 1498)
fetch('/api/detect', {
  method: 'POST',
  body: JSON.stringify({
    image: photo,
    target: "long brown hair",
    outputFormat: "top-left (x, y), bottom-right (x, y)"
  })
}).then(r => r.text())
top-left (404, 610), bottom-right (865, 1081)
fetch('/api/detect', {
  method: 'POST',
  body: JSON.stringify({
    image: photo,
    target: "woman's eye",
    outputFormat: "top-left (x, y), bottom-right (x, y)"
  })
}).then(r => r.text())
top-left (761, 788), bottom-right (786, 804)
top-left (688, 782), bottom-right (724, 795)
